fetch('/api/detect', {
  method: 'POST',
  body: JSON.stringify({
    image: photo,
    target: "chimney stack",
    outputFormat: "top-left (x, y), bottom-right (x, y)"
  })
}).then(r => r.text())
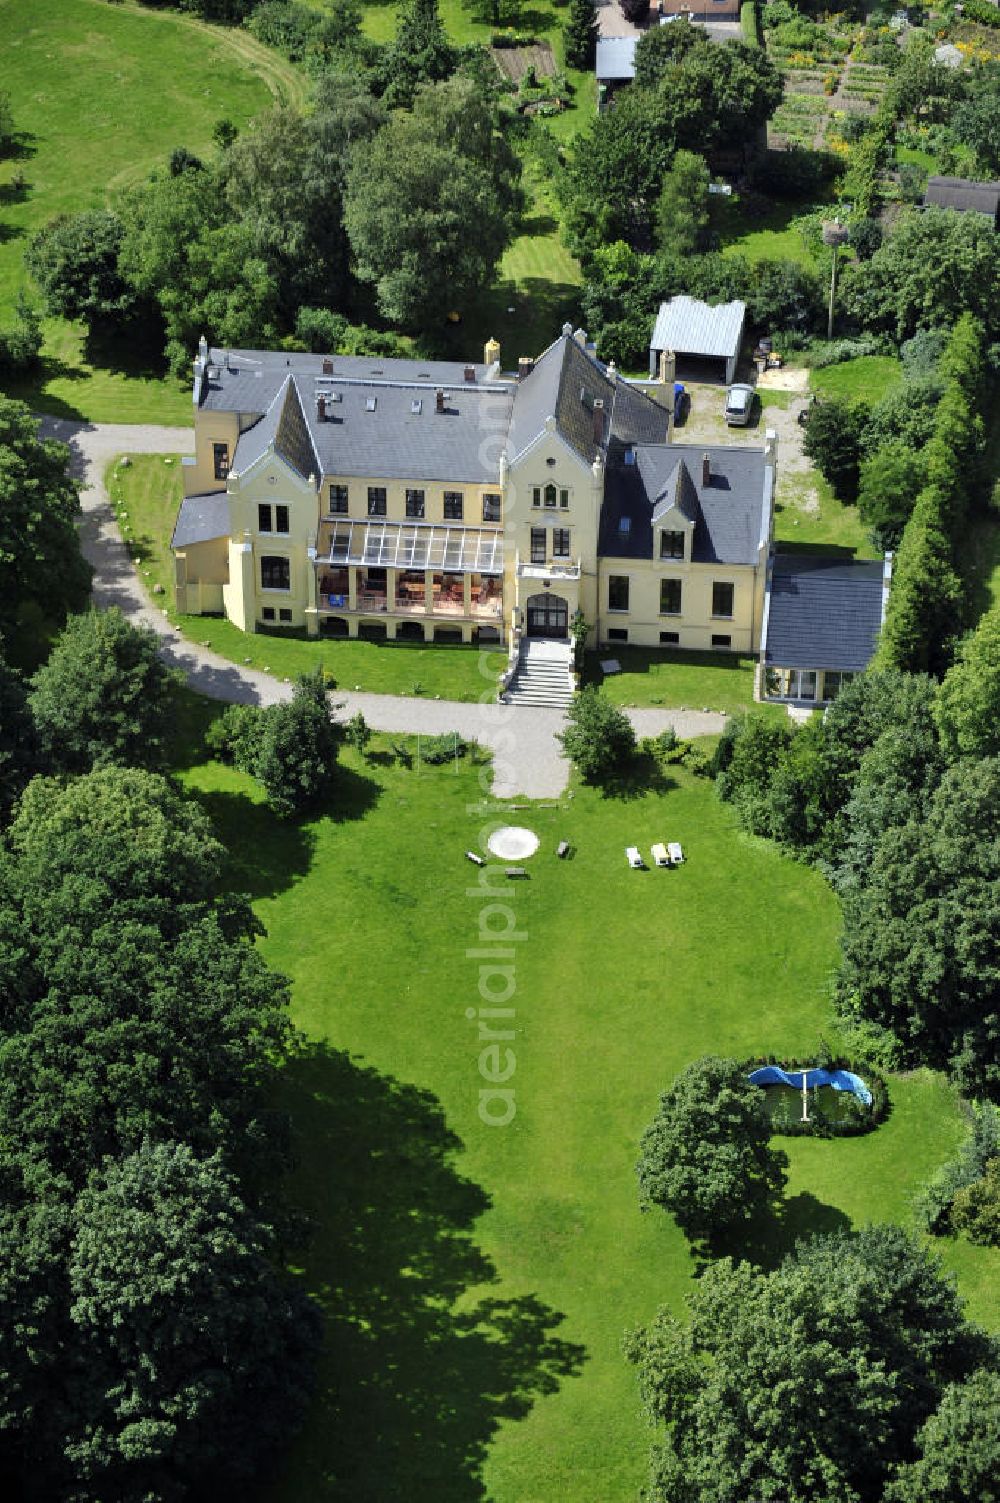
top-left (764, 428), bottom-right (778, 466)
top-left (198, 333), bottom-right (208, 364)
top-left (607, 360), bottom-right (618, 384)
top-left (484, 336), bottom-right (501, 369)
top-left (518, 356), bottom-right (535, 380)
top-left (435, 388), bottom-right (446, 413)
top-left (702, 452), bottom-right (711, 487)
top-left (593, 398), bottom-right (606, 446)
top-left (316, 394), bottom-right (327, 421)
top-left (658, 348), bottom-right (676, 388)
top-left (464, 365), bottom-right (476, 383)
top-left (322, 357), bottom-right (333, 375)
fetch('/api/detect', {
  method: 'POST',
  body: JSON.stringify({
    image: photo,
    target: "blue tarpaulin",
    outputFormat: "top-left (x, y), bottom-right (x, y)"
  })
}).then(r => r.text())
top-left (748, 1065), bottom-right (872, 1107)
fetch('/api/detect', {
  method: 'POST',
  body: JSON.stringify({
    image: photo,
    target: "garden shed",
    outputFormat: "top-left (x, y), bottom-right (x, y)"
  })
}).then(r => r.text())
top-left (649, 295), bottom-right (746, 384)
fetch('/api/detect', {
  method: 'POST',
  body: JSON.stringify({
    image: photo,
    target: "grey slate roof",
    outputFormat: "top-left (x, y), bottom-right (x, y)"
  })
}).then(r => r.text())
top-left (924, 177), bottom-right (1000, 223)
top-left (596, 37), bottom-right (636, 82)
top-left (650, 296), bottom-right (746, 360)
top-left (651, 459), bottom-right (700, 526)
top-left (601, 443), bottom-right (768, 565)
top-left (228, 368), bottom-right (513, 487)
top-left (197, 347), bottom-right (496, 419)
top-left (764, 555), bottom-right (885, 671)
top-left (507, 333), bottom-right (668, 466)
top-left (171, 491), bottom-right (231, 549)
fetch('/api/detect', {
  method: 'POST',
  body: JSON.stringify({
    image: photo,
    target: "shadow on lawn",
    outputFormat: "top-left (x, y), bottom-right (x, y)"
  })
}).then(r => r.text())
top-left (700, 1190), bottom-right (852, 1275)
top-left (275, 1044), bottom-right (587, 1501)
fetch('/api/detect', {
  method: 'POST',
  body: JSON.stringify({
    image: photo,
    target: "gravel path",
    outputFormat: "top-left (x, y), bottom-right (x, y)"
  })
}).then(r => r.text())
top-left (37, 417), bottom-right (727, 799)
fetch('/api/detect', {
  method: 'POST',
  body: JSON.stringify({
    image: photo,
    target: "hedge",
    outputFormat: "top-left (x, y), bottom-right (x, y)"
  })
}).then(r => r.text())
top-left (741, 0), bottom-right (763, 46)
top-left (744, 1053), bottom-right (890, 1138)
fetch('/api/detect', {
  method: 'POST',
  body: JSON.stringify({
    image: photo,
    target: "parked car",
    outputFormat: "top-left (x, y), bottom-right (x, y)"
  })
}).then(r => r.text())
top-left (673, 381), bottom-right (685, 424)
top-left (724, 383), bottom-right (755, 427)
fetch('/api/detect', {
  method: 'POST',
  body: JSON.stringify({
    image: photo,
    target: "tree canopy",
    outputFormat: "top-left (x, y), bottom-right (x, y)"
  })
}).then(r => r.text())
top-left (557, 685), bottom-right (637, 784)
top-left (626, 1224), bottom-right (992, 1503)
top-left (0, 400), bottom-right (90, 647)
top-left (636, 1055), bottom-right (787, 1243)
top-left (343, 77), bottom-right (520, 329)
top-left (28, 608), bottom-right (181, 775)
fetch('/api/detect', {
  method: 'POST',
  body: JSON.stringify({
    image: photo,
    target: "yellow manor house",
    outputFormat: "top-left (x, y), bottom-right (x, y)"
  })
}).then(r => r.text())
top-left (172, 327), bottom-right (887, 706)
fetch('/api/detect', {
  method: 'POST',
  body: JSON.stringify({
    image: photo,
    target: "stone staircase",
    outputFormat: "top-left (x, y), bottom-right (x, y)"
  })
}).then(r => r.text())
top-left (504, 638), bottom-right (575, 709)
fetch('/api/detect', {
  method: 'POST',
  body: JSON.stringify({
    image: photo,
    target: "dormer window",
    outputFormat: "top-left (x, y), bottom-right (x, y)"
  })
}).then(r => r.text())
top-left (661, 530), bottom-right (685, 560)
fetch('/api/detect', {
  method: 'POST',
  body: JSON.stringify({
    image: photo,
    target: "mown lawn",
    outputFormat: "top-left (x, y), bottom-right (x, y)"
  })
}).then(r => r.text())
top-left (716, 195), bottom-right (822, 269)
top-left (0, 0), bottom-right (300, 421)
top-left (582, 647), bottom-right (759, 713)
top-left (110, 454), bottom-right (505, 700)
top-left (172, 731), bottom-right (997, 1503)
top-left (810, 354), bottom-right (903, 404)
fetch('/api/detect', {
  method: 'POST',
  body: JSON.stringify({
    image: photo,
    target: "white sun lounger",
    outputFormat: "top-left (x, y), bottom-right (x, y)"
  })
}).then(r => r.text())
top-left (668, 841), bottom-right (684, 865)
top-left (651, 843), bottom-right (670, 868)
top-left (626, 846), bottom-right (645, 869)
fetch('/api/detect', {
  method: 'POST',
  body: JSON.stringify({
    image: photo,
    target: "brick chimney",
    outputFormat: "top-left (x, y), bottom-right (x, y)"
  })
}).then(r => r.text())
top-left (464, 365), bottom-right (476, 383)
top-left (518, 356), bottom-right (535, 380)
top-left (435, 388), bottom-right (447, 413)
top-left (316, 394), bottom-right (327, 421)
top-left (322, 357), bottom-right (333, 375)
top-left (593, 398), bottom-right (606, 446)
top-left (702, 452), bottom-right (711, 487)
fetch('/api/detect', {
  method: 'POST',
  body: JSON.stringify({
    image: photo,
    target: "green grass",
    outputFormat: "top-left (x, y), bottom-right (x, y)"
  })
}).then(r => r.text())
top-left (810, 355), bottom-right (903, 404)
top-left (0, 0), bottom-right (302, 421)
top-left (774, 468), bottom-right (875, 556)
top-left (582, 648), bottom-right (760, 713)
top-left (110, 454), bottom-right (506, 701)
top-left (169, 741), bottom-right (997, 1502)
top-left (716, 196), bottom-right (822, 269)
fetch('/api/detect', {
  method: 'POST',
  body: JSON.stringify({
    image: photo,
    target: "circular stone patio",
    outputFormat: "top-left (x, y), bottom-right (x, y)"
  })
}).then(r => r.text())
top-left (487, 826), bottom-right (540, 861)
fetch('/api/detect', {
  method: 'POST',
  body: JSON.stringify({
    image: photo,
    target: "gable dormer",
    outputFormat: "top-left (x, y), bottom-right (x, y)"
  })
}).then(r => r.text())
top-left (651, 459), bottom-right (699, 562)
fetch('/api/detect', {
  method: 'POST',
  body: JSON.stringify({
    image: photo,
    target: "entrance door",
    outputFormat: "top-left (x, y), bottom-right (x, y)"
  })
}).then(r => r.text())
top-left (526, 593), bottom-right (568, 638)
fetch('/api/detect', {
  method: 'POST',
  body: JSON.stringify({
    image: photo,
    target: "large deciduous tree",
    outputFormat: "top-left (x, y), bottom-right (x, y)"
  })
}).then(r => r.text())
top-left (838, 754), bottom-right (1000, 1099)
top-left (26, 210), bottom-right (135, 329)
top-left (28, 607), bottom-right (181, 775)
top-left (885, 1369), bottom-right (1000, 1503)
top-left (843, 206), bottom-right (1000, 341)
top-left (0, 399), bottom-right (90, 646)
top-left (636, 1056), bottom-right (787, 1243)
top-left (343, 76), bottom-right (520, 329)
top-left (2, 1142), bottom-right (319, 1501)
top-left (626, 1224), bottom-right (991, 1503)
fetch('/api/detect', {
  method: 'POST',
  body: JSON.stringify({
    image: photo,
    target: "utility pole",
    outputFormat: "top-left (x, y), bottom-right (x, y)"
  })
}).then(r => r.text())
top-left (822, 220), bottom-right (850, 341)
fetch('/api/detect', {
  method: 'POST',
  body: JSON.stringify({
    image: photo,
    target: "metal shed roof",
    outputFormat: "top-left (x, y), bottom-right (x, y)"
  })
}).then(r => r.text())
top-left (650, 296), bottom-right (746, 360)
top-left (596, 38), bottom-right (636, 82)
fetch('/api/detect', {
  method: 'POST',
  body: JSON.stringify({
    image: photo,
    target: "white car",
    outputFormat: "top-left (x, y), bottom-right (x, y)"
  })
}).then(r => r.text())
top-left (724, 384), bottom-right (755, 426)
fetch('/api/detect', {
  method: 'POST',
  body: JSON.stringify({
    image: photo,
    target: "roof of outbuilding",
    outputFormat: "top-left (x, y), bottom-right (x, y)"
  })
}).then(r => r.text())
top-left (650, 295), bottom-right (746, 359)
top-left (596, 37), bottom-right (636, 82)
top-left (171, 491), bottom-right (231, 549)
top-left (507, 332), bottom-right (667, 466)
top-left (924, 176), bottom-right (1000, 220)
top-left (764, 554), bottom-right (885, 671)
top-left (600, 443), bottom-right (769, 565)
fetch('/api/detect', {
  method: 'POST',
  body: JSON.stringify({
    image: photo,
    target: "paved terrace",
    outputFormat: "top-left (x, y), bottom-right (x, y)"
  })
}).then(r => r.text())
top-left (38, 418), bottom-right (726, 799)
